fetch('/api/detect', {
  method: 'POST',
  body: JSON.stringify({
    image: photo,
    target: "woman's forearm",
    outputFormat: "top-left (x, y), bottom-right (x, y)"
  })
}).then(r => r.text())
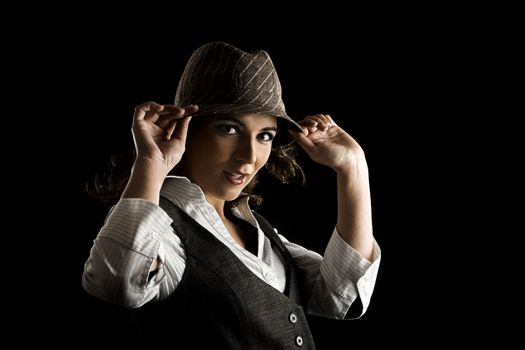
top-left (335, 162), bottom-right (374, 261)
top-left (121, 157), bottom-right (170, 205)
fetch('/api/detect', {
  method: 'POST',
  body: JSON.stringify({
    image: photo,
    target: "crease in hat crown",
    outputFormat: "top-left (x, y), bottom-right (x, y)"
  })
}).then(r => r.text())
top-left (175, 42), bottom-right (301, 131)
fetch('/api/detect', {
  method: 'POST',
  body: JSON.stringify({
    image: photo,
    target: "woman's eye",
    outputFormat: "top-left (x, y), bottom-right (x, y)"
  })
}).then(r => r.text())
top-left (258, 132), bottom-right (275, 142)
top-left (218, 125), bottom-right (238, 135)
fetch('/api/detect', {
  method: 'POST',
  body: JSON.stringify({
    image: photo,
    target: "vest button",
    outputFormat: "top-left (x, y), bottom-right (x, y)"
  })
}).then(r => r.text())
top-left (289, 312), bottom-right (298, 324)
top-left (295, 336), bottom-right (303, 346)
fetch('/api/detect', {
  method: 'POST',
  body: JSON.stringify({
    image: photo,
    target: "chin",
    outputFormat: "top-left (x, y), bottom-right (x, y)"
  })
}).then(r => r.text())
top-left (224, 192), bottom-right (243, 202)
top-left (219, 187), bottom-right (245, 202)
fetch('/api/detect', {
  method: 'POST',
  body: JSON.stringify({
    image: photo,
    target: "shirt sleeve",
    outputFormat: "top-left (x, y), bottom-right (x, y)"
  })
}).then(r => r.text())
top-left (281, 228), bottom-right (381, 319)
top-left (82, 198), bottom-right (186, 308)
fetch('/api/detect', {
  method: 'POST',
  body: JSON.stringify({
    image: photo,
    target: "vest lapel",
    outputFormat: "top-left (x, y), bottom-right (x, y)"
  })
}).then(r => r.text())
top-left (159, 196), bottom-right (301, 303)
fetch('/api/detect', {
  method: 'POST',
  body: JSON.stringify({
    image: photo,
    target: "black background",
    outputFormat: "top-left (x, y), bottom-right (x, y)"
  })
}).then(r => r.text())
top-left (18, 10), bottom-right (489, 347)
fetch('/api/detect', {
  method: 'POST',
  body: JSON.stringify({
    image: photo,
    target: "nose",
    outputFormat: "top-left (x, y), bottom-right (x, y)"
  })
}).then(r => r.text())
top-left (234, 136), bottom-right (257, 164)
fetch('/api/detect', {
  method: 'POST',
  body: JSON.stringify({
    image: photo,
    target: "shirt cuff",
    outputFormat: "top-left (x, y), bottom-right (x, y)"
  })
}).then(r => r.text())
top-left (320, 228), bottom-right (381, 315)
top-left (98, 198), bottom-right (174, 258)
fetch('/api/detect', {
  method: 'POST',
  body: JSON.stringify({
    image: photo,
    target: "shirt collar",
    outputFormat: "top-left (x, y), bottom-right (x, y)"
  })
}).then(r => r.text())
top-left (161, 175), bottom-right (258, 227)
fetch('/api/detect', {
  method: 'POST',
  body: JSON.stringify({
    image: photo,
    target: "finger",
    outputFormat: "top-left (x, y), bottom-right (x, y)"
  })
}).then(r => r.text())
top-left (162, 104), bottom-right (199, 116)
top-left (309, 114), bottom-right (331, 130)
top-left (134, 101), bottom-right (164, 121)
top-left (182, 104), bottom-right (199, 115)
top-left (324, 114), bottom-right (336, 125)
top-left (315, 114), bottom-right (331, 124)
top-left (288, 128), bottom-right (315, 152)
top-left (171, 116), bottom-right (193, 142)
top-left (155, 113), bottom-right (178, 129)
top-left (298, 118), bottom-right (317, 127)
top-left (319, 114), bottom-right (333, 128)
top-left (160, 105), bottom-right (186, 117)
top-left (144, 103), bottom-right (168, 123)
top-left (304, 114), bottom-right (328, 124)
top-left (145, 110), bottom-right (163, 123)
top-left (163, 118), bottom-right (178, 140)
top-left (300, 115), bottom-right (318, 123)
top-left (155, 104), bottom-right (199, 126)
top-left (155, 111), bottom-right (192, 129)
top-left (298, 119), bottom-right (318, 135)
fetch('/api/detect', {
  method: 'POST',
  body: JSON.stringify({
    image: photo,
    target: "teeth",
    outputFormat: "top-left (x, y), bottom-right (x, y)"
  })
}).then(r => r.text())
top-left (227, 172), bottom-right (243, 178)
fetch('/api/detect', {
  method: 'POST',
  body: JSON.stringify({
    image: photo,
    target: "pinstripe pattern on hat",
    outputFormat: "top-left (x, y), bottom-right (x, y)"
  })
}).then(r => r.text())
top-left (175, 42), bottom-right (301, 131)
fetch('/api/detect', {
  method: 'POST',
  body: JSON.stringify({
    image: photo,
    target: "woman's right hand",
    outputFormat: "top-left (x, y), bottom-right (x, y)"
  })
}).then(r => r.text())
top-left (132, 102), bottom-right (198, 173)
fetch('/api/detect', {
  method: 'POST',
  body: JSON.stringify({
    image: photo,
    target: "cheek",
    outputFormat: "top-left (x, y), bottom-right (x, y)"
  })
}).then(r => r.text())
top-left (255, 146), bottom-right (272, 170)
top-left (188, 136), bottom-right (236, 167)
top-left (210, 138), bottom-right (236, 161)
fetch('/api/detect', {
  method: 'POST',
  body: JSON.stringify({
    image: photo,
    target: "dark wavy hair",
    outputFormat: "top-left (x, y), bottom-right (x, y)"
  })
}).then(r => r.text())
top-left (87, 117), bottom-right (305, 207)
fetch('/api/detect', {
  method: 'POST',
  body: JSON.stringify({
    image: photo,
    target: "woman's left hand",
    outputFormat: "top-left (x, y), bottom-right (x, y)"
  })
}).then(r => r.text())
top-left (289, 114), bottom-right (367, 174)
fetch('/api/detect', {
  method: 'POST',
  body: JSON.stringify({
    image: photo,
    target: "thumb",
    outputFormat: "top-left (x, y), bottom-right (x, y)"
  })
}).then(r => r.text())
top-left (171, 116), bottom-right (192, 142)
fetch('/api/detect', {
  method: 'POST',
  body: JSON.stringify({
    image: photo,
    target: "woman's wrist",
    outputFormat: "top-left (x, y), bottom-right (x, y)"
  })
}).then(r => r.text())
top-left (133, 156), bottom-right (172, 180)
top-left (121, 157), bottom-right (172, 203)
top-left (334, 156), bottom-right (368, 178)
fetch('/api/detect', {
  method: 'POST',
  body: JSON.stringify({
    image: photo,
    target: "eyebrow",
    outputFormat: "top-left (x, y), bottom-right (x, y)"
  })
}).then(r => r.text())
top-left (214, 116), bottom-right (278, 132)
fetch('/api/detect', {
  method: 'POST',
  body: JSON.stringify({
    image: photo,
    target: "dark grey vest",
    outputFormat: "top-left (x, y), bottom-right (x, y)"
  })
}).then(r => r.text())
top-left (135, 196), bottom-right (316, 349)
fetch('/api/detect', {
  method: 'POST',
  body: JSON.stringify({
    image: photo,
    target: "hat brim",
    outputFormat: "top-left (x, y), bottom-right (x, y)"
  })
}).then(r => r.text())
top-left (191, 103), bottom-right (303, 132)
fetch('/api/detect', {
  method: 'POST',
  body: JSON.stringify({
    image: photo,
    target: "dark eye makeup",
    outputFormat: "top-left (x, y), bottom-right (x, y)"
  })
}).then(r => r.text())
top-left (214, 121), bottom-right (276, 143)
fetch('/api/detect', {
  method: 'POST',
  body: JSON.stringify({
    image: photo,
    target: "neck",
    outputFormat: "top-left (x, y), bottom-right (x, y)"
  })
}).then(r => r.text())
top-left (204, 194), bottom-right (227, 218)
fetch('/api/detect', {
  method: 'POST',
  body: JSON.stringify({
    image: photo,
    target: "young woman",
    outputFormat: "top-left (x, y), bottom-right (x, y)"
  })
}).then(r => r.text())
top-left (82, 42), bottom-right (380, 349)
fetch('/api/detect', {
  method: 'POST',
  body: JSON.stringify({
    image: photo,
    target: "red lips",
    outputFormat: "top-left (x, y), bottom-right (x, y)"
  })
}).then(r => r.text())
top-left (223, 171), bottom-right (250, 185)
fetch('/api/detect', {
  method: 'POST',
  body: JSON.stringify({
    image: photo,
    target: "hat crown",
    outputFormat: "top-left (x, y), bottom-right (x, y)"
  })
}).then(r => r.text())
top-left (175, 42), bottom-right (286, 117)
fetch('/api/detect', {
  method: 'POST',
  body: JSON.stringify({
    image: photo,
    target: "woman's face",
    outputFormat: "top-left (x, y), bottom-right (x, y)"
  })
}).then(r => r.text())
top-left (180, 113), bottom-right (278, 204)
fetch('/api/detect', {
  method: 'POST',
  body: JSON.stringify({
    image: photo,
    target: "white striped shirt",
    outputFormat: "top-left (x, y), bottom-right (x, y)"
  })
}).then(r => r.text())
top-left (82, 176), bottom-right (381, 319)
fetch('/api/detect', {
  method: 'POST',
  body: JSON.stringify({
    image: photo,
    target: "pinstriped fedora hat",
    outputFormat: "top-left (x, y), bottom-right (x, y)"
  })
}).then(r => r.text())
top-left (175, 42), bottom-right (302, 131)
